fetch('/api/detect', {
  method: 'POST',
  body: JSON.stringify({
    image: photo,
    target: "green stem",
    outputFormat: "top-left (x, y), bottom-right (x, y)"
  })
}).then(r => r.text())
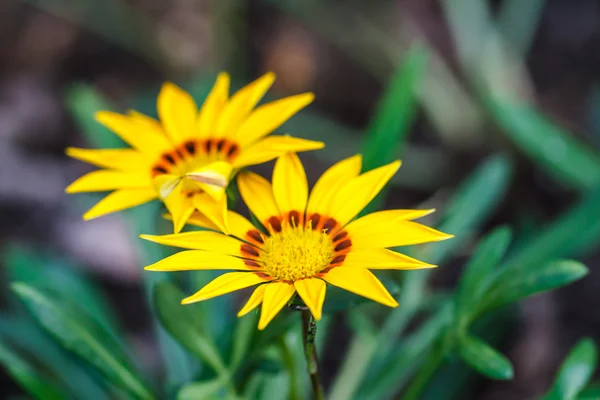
top-left (301, 310), bottom-right (325, 400)
top-left (402, 343), bottom-right (444, 400)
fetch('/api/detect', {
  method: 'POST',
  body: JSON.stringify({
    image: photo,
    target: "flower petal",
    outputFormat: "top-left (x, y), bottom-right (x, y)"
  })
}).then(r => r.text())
top-left (345, 220), bottom-right (453, 249)
top-left (182, 272), bottom-right (272, 304)
top-left (237, 284), bottom-right (267, 317)
top-left (258, 281), bottom-right (296, 330)
top-left (306, 155), bottom-right (362, 216)
top-left (193, 192), bottom-right (230, 234)
top-left (66, 148), bottom-right (149, 172)
top-left (186, 161), bottom-right (232, 201)
top-left (144, 250), bottom-right (255, 271)
top-left (66, 170), bottom-right (150, 193)
top-left (83, 188), bottom-right (157, 220)
top-left (294, 278), bottom-right (326, 320)
top-left (343, 248), bottom-right (435, 269)
top-left (95, 111), bottom-right (171, 155)
top-left (140, 231), bottom-right (248, 256)
top-left (197, 73), bottom-right (230, 138)
top-left (157, 82), bottom-right (198, 141)
top-left (237, 171), bottom-right (280, 225)
top-left (343, 209), bottom-right (436, 229)
top-left (272, 153), bottom-right (308, 219)
top-left (320, 267), bottom-right (398, 307)
top-left (327, 161), bottom-right (401, 226)
top-left (232, 136), bottom-right (324, 169)
top-left (235, 93), bottom-right (314, 147)
top-left (216, 72), bottom-right (275, 138)
top-left (161, 180), bottom-right (194, 234)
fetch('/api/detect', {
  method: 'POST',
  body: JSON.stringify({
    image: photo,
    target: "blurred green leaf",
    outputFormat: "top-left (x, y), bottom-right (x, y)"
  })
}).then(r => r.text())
top-left (458, 335), bottom-right (513, 380)
top-left (152, 281), bottom-right (227, 376)
top-left (577, 383), bottom-right (600, 400)
top-left (12, 283), bottom-right (153, 400)
top-left (0, 342), bottom-right (64, 400)
top-left (487, 98), bottom-right (600, 191)
top-left (503, 187), bottom-right (600, 270)
top-left (497, 0), bottom-right (546, 55)
top-left (65, 84), bottom-right (124, 149)
top-left (455, 226), bottom-right (512, 325)
top-left (544, 339), bottom-right (598, 400)
top-left (230, 313), bottom-right (258, 370)
top-left (482, 260), bottom-right (588, 313)
top-left (177, 379), bottom-right (231, 400)
top-left (362, 45), bottom-right (427, 171)
top-left (2, 244), bottom-right (120, 338)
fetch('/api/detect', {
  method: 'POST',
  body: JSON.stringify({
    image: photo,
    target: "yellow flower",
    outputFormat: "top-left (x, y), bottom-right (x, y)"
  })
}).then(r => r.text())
top-left (66, 72), bottom-right (323, 233)
top-left (142, 153), bottom-right (453, 329)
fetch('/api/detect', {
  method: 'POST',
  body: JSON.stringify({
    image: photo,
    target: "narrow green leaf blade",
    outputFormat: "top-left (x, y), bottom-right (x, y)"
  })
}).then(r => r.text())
top-left (487, 97), bottom-right (600, 191)
top-left (545, 339), bottom-right (598, 400)
top-left (455, 226), bottom-right (512, 322)
top-left (0, 342), bottom-right (64, 400)
top-left (177, 379), bottom-right (230, 400)
top-left (152, 281), bottom-right (226, 375)
top-left (12, 283), bottom-right (153, 400)
top-left (458, 335), bottom-right (514, 380)
top-left (482, 260), bottom-right (588, 312)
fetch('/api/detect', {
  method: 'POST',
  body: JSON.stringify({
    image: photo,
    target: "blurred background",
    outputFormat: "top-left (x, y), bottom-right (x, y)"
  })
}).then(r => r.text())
top-left (1, 0), bottom-right (600, 399)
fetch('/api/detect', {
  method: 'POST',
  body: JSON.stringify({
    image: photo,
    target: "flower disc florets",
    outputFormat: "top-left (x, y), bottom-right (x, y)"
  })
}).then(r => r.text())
top-left (260, 226), bottom-right (334, 281)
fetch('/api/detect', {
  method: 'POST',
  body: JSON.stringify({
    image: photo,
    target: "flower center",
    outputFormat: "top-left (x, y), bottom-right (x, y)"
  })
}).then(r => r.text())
top-left (259, 226), bottom-right (335, 281)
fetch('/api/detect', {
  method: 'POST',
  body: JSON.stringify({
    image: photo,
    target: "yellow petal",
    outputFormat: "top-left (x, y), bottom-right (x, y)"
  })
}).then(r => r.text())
top-left (193, 192), bottom-right (230, 234)
top-left (66, 148), bottom-right (149, 172)
top-left (215, 72), bottom-right (275, 138)
top-left (182, 272), bottom-right (272, 304)
top-left (140, 231), bottom-right (247, 256)
top-left (232, 135), bottom-right (324, 169)
top-left (343, 209), bottom-right (436, 232)
top-left (95, 111), bottom-right (171, 155)
top-left (320, 267), bottom-right (398, 307)
top-left (346, 220), bottom-right (453, 249)
top-left (157, 82), bottom-right (198, 141)
top-left (294, 278), bottom-right (326, 320)
top-left (237, 284), bottom-right (267, 317)
top-left (160, 180), bottom-right (194, 234)
top-left (272, 153), bottom-right (308, 218)
top-left (306, 155), bottom-right (362, 216)
top-left (235, 93), bottom-right (314, 147)
top-left (197, 73), bottom-right (230, 138)
top-left (343, 248), bottom-right (435, 270)
top-left (66, 170), bottom-right (150, 193)
top-left (144, 250), bottom-right (254, 271)
top-left (328, 161), bottom-right (401, 226)
top-left (83, 188), bottom-right (157, 220)
top-left (185, 161), bottom-right (232, 201)
top-left (176, 210), bottom-right (258, 240)
top-left (237, 171), bottom-right (280, 225)
top-left (258, 281), bottom-right (296, 330)
top-left (174, 211), bottom-right (219, 231)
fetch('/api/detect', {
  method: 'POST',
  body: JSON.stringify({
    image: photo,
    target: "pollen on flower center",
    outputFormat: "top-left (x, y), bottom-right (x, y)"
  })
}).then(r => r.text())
top-left (259, 226), bottom-right (335, 281)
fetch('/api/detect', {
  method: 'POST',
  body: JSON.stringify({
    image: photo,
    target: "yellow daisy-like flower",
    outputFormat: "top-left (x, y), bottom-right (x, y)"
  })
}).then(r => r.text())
top-left (66, 72), bottom-right (323, 233)
top-left (142, 153), bottom-right (453, 329)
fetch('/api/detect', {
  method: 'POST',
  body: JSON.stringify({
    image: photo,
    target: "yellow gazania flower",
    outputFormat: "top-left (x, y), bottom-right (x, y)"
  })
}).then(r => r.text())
top-left (142, 153), bottom-right (453, 329)
top-left (65, 72), bottom-right (323, 233)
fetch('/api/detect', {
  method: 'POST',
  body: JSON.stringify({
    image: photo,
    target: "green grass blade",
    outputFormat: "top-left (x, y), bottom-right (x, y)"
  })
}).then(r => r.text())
top-left (544, 339), bottom-right (598, 400)
top-left (486, 97), bottom-right (600, 191)
top-left (12, 283), bottom-right (154, 400)
top-left (458, 335), bottom-right (513, 380)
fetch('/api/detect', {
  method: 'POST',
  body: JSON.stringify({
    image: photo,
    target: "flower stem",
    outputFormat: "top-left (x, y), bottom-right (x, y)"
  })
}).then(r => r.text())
top-left (301, 310), bottom-right (325, 400)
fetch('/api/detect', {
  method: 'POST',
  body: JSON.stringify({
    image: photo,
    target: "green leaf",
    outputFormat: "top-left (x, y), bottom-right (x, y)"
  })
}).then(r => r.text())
top-left (12, 283), bottom-right (153, 400)
top-left (545, 339), bottom-right (598, 400)
top-left (458, 335), bottom-right (513, 380)
top-left (230, 312), bottom-right (258, 370)
top-left (481, 260), bottom-right (588, 312)
top-left (362, 45), bottom-right (427, 171)
top-left (486, 98), bottom-right (600, 191)
top-left (177, 379), bottom-right (231, 400)
top-left (577, 383), bottom-right (600, 400)
top-left (152, 281), bottom-right (227, 375)
top-left (455, 226), bottom-right (512, 324)
top-left (0, 342), bottom-right (64, 400)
